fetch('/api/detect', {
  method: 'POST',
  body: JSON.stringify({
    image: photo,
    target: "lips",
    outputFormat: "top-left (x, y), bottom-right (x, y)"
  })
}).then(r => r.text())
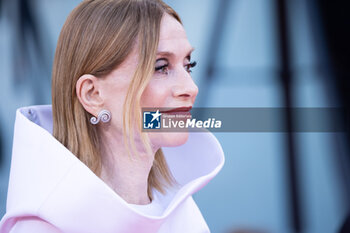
top-left (160, 106), bottom-right (192, 113)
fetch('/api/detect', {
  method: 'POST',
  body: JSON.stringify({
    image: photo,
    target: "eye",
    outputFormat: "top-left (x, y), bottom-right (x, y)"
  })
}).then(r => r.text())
top-left (185, 61), bottom-right (197, 73)
top-left (155, 64), bottom-right (169, 75)
top-left (155, 58), bottom-right (169, 75)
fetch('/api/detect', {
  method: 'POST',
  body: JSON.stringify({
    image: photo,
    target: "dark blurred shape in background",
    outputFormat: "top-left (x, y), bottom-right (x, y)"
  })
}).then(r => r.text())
top-left (311, 0), bottom-right (350, 232)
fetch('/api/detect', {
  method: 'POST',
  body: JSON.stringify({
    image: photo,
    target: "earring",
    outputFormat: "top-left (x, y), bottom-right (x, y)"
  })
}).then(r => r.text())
top-left (90, 109), bottom-right (111, 125)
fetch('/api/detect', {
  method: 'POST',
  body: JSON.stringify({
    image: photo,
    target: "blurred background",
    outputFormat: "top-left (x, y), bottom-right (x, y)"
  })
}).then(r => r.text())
top-left (0, 0), bottom-right (349, 232)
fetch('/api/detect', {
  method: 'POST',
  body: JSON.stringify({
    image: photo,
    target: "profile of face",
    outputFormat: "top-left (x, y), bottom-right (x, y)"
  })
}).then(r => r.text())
top-left (78, 13), bottom-right (198, 152)
top-left (141, 13), bottom-right (198, 148)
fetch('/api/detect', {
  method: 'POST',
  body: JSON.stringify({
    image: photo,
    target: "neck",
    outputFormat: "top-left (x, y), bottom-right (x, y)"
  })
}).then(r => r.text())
top-left (99, 129), bottom-right (157, 205)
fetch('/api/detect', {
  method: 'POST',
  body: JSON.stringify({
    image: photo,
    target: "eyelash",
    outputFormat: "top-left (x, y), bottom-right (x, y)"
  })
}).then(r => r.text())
top-left (155, 61), bottom-right (197, 75)
top-left (186, 61), bottom-right (197, 73)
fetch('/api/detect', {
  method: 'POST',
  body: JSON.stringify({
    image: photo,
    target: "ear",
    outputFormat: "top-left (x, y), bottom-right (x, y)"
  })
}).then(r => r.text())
top-left (76, 74), bottom-right (103, 116)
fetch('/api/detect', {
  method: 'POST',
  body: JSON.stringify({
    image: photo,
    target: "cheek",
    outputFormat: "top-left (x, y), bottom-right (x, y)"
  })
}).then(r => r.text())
top-left (141, 80), bottom-right (172, 107)
top-left (101, 78), bottom-right (130, 129)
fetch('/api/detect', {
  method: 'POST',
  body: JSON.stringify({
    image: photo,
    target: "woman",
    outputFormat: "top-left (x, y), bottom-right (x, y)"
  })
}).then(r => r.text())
top-left (0, 0), bottom-right (224, 232)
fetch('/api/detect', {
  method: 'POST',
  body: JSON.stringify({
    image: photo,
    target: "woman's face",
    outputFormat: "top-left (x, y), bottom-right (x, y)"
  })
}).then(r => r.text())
top-left (99, 13), bottom-right (198, 149)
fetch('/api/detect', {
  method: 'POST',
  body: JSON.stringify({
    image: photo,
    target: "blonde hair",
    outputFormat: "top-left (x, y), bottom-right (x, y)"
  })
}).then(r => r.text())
top-left (52, 0), bottom-right (181, 199)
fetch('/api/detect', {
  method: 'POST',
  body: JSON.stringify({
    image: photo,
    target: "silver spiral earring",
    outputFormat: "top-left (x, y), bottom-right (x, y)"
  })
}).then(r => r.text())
top-left (90, 110), bottom-right (111, 125)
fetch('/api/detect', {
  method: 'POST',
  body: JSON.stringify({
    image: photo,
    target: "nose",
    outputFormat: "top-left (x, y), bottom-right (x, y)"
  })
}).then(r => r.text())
top-left (172, 69), bottom-right (199, 100)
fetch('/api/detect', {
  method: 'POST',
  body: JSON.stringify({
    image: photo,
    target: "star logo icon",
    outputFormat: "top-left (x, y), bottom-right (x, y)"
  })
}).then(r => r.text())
top-left (151, 110), bottom-right (161, 122)
top-left (143, 109), bottom-right (162, 129)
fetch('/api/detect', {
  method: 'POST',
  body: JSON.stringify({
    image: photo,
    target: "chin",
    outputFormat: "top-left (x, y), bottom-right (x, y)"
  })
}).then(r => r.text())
top-left (151, 132), bottom-right (189, 148)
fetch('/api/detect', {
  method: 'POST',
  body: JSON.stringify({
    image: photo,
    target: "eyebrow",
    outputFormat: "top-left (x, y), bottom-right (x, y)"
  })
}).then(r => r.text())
top-left (156, 47), bottom-right (195, 59)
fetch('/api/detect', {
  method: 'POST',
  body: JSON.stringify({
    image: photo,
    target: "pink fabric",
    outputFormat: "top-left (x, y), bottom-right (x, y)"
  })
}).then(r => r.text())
top-left (0, 105), bottom-right (225, 233)
top-left (5, 216), bottom-right (61, 233)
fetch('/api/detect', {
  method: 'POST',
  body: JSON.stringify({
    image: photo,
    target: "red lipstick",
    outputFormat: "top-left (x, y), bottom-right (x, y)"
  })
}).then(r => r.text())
top-left (161, 106), bottom-right (192, 113)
